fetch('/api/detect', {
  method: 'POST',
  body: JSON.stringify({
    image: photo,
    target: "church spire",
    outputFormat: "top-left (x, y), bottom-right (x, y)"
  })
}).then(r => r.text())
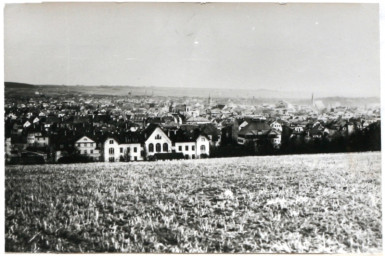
top-left (311, 93), bottom-right (314, 106)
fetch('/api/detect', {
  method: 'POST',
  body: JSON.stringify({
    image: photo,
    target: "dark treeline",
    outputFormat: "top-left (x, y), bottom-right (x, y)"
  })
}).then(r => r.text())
top-left (211, 122), bottom-right (381, 158)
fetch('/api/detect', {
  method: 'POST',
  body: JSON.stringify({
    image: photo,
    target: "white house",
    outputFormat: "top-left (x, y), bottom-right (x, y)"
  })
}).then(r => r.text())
top-left (103, 138), bottom-right (143, 162)
top-left (195, 135), bottom-right (210, 157)
top-left (144, 126), bottom-right (173, 157)
top-left (23, 121), bottom-right (31, 128)
top-left (174, 141), bottom-right (196, 159)
top-left (270, 121), bottom-right (283, 132)
top-left (32, 117), bottom-right (40, 124)
top-left (174, 135), bottom-right (210, 159)
top-left (75, 136), bottom-right (101, 161)
top-left (294, 126), bottom-right (304, 133)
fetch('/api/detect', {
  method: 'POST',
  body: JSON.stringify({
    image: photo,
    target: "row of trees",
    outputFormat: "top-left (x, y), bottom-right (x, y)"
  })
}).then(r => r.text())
top-left (212, 122), bottom-right (381, 158)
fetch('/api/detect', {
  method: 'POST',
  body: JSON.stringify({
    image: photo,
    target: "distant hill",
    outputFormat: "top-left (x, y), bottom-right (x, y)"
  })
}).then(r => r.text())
top-left (5, 82), bottom-right (35, 89)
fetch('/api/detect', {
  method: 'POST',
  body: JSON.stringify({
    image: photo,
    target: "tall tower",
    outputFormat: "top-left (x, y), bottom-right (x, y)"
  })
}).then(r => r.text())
top-left (311, 93), bottom-right (314, 106)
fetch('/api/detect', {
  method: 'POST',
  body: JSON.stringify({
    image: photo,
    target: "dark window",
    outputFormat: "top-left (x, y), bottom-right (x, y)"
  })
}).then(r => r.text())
top-left (109, 148), bottom-right (114, 154)
top-left (192, 145), bottom-right (195, 151)
top-left (163, 143), bottom-right (168, 152)
top-left (200, 145), bottom-right (206, 152)
top-left (134, 147), bottom-right (137, 153)
top-left (91, 150), bottom-right (93, 154)
top-left (185, 145), bottom-right (188, 151)
top-left (156, 143), bottom-right (161, 152)
top-left (149, 143), bottom-right (154, 152)
top-left (120, 148), bottom-right (123, 153)
top-left (134, 156), bottom-right (137, 161)
top-left (178, 146), bottom-right (182, 151)
top-left (109, 140), bottom-right (114, 144)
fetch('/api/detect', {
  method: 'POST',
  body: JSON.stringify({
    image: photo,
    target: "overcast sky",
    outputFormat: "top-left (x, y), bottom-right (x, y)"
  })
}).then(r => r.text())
top-left (4, 3), bottom-right (380, 97)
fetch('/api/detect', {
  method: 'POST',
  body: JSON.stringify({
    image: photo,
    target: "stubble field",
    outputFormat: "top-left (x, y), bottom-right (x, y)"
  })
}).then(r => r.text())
top-left (5, 152), bottom-right (382, 253)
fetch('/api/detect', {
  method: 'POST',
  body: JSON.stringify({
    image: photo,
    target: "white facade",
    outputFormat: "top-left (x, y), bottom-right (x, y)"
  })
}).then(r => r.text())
top-left (104, 138), bottom-right (143, 162)
top-left (174, 142), bottom-right (197, 159)
top-left (102, 128), bottom-right (210, 162)
top-left (23, 121), bottom-right (31, 128)
top-left (75, 136), bottom-right (100, 160)
top-left (27, 132), bottom-right (49, 147)
top-left (294, 126), bottom-right (304, 133)
top-left (196, 135), bottom-right (210, 157)
top-left (5, 137), bottom-right (12, 157)
top-left (144, 127), bottom-right (172, 156)
top-left (174, 135), bottom-right (210, 159)
top-left (270, 121), bottom-right (283, 132)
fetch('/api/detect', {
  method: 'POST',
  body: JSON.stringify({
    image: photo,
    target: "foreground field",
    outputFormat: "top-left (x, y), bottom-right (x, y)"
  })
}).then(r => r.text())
top-left (5, 152), bottom-right (382, 253)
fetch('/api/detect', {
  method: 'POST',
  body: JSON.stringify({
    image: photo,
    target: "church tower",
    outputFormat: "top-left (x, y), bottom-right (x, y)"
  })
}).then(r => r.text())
top-left (311, 93), bottom-right (314, 106)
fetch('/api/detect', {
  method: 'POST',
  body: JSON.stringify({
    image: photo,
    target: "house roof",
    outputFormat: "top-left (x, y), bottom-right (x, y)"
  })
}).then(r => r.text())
top-left (238, 121), bottom-right (271, 136)
top-left (186, 116), bottom-right (210, 123)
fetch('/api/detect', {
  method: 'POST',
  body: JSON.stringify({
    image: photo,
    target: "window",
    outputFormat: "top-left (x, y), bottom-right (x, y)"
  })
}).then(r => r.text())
top-left (109, 139), bottom-right (114, 144)
top-left (134, 147), bottom-right (137, 153)
top-left (109, 157), bottom-right (114, 162)
top-left (201, 138), bottom-right (205, 142)
top-left (91, 150), bottom-right (94, 154)
top-left (185, 145), bottom-right (188, 151)
top-left (134, 156), bottom-right (137, 161)
top-left (149, 143), bottom-right (154, 152)
top-left (192, 145), bottom-right (195, 151)
top-left (83, 150), bottom-right (87, 154)
top-left (163, 143), bottom-right (168, 152)
top-left (156, 143), bottom-right (161, 152)
top-left (127, 147), bottom-right (131, 153)
top-left (178, 146), bottom-right (182, 151)
top-left (200, 145), bottom-right (206, 152)
top-left (109, 148), bottom-right (114, 154)
top-left (120, 148), bottom-right (123, 153)
top-left (90, 143), bottom-right (93, 147)
top-left (155, 134), bottom-right (161, 140)
top-left (192, 155), bottom-right (195, 159)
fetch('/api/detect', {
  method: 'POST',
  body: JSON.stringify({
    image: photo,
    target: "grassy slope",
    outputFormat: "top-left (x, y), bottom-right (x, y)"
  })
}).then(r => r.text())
top-left (5, 152), bottom-right (382, 253)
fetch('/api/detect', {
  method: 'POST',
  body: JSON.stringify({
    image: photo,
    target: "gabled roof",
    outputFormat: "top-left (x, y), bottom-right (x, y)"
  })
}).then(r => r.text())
top-left (238, 121), bottom-right (271, 136)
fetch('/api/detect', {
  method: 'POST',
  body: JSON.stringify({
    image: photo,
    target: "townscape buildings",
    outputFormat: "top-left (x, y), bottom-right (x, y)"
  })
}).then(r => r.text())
top-left (4, 91), bottom-right (381, 164)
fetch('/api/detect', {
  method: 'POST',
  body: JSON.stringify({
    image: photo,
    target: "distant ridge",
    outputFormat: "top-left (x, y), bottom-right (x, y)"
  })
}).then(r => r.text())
top-left (5, 82), bottom-right (35, 88)
top-left (4, 82), bottom-right (380, 101)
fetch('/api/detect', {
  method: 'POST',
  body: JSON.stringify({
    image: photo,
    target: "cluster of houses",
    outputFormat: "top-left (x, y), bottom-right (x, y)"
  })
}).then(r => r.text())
top-left (4, 93), bottom-right (381, 164)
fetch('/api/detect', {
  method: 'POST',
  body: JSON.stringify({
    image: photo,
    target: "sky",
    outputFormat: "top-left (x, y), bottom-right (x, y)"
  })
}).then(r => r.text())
top-left (4, 3), bottom-right (380, 97)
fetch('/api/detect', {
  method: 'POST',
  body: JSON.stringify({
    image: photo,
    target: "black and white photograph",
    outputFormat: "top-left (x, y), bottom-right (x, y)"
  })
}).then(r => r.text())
top-left (3, 1), bottom-right (382, 253)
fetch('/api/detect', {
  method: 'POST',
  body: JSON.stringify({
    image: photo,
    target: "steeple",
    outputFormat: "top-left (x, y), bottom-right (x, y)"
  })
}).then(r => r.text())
top-left (311, 93), bottom-right (314, 106)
